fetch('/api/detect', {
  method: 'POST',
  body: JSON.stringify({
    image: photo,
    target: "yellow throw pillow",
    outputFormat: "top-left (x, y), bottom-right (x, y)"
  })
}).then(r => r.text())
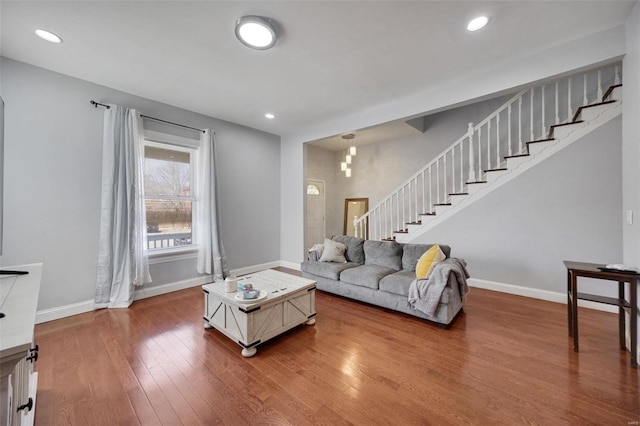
top-left (415, 244), bottom-right (446, 279)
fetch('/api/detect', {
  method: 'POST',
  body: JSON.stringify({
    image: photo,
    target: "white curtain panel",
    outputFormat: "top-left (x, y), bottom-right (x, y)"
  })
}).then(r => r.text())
top-left (95, 105), bottom-right (151, 309)
top-left (195, 129), bottom-right (229, 280)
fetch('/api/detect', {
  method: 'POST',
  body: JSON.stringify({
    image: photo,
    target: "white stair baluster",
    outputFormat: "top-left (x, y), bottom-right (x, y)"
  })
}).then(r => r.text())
top-left (452, 148), bottom-right (456, 195)
top-left (459, 142), bottom-right (464, 192)
top-left (401, 186), bottom-right (405, 229)
top-left (428, 167), bottom-right (433, 212)
top-left (583, 74), bottom-right (588, 106)
top-left (555, 81), bottom-right (560, 124)
top-left (518, 97), bottom-right (523, 154)
top-left (396, 193), bottom-right (400, 232)
top-left (421, 171), bottom-right (425, 214)
top-left (508, 105), bottom-right (512, 157)
top-left (487, 121), bottom-right (492, 170)
top-left (615, 65), bottom-right (621, 86)
top-left (568, 77), bottom-right (573, 118)
top-left (496, 113), bottom-right (501, 167)
top-left (597, 70), bottom-right (603, 101)
top-left (468, 123), bottom-right (476, 182)
top-left (436, 160), bottom-right (440, 204)
top-left (541, 85), bottom-right (546, 137)
top-left (443, 152), bottom-right (448, 202)
top-left (478, 126), bottom-right (482, 179)
top-left (530, 88), bottom-right (534, 140)
top-left (414, 178), bottom-right (418, 223)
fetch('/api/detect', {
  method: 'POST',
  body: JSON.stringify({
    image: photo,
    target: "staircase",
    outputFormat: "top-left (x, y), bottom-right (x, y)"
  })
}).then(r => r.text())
top-left (354, 64), bottom-right (623, 243)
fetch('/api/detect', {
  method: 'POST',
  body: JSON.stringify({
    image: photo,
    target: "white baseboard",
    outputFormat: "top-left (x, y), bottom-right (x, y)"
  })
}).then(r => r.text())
top-left (230, 261), bottom-right (282, 277)
top-left (278, 260), bottom-right (302, 271)
top-left (468, 277), bottom-right (618, 313)
top-left (134, 275), bottom-right (213, 301)
top-left (35, 299), bottom-right (95, 324)
top-left (35, 260), bottom-right (294, 324)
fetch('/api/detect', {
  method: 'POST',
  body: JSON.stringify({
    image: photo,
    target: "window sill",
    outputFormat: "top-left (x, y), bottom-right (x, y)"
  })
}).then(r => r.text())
top-left (148, 246), bottom-right (198, 265)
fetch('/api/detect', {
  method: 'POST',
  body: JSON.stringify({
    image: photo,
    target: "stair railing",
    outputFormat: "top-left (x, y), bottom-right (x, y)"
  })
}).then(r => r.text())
top-left (354, 63), bottom-right (621, 241)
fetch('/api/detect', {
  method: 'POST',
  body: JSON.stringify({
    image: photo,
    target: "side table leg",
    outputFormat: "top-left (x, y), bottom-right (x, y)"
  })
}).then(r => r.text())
top-left (631, 279), bottom-right (637, 368)
top-left (619, 281), bottom-right (625, 350)
top-left (572, 272), bottom-right (579, 352)
top-left (567, 269), bottom-right (573, 337)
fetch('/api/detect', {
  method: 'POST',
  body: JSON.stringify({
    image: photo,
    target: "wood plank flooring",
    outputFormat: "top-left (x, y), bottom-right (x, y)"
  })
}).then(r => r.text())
top-left (33, 269), bottom-right (639, 425)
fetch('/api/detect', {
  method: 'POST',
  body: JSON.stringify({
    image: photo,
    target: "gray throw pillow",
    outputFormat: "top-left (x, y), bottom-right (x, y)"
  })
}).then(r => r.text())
top-left (319, 238), bottom-right (347, 263)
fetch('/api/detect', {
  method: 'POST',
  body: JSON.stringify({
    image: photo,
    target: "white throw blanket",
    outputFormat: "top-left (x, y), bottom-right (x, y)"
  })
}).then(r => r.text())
top-left (408, 258), bottom-right (470, 316)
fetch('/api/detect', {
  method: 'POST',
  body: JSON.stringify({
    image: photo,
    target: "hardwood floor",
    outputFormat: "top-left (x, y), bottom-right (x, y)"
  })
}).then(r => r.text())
top-left (33, 269), bottom-right (639, 425)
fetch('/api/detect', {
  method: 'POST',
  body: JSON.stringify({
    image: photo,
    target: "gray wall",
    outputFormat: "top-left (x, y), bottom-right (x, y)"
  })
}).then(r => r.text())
top-left (622, 1), bottom-right (640, 359)
top-left (416, 117), bottom-right (622, 295)
top-left (306, 94), bottom-right (511, 240)
top-left (0, 58), bottom-right (281, 311)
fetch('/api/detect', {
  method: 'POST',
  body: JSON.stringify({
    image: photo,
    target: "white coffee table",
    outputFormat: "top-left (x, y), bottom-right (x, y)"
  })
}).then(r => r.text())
top-left (202, 269), bottom-right (317, 357)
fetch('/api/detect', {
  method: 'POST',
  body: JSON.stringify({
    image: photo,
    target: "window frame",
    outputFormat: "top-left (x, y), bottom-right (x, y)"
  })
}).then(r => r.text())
top-left (142, 130), bottom-right (200, 259)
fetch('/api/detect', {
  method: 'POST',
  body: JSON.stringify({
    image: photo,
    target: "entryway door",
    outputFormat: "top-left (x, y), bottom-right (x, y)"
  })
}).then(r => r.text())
top-left (305, 180), bottom-right (325, 249)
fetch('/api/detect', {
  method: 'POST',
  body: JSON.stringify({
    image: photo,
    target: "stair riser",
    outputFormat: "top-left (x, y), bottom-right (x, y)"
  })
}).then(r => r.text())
top-left (551, 122), bottom-right (588, 140)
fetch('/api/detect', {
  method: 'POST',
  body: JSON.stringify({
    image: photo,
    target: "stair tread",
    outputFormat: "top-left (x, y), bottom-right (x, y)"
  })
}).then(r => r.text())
top-left (571, 100), bottom-right (617, 122)
top-left (483, 168), bottom-right (508, 173)
top-left (603, 83), bottom-right (622, 102)
top-left (406, 221), bottom-right (422, 225)
top-left (526, 137), bottom-right (555, 145)
top-left (433, 203), bottom-right (452, 206)
top-left (504, 153), bottom-right (530, 159)
top-left (449, 192), bottom-right (468, 196)
top-left (419, 212), bottom-right (436, 216)
top-left (466, 180), bottom-right (487, 185)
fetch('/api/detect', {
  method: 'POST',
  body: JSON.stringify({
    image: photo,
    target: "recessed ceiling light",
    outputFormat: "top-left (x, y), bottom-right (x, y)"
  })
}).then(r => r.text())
top-left (235, 16), bottom-right (277, 50)
top-left (34, 29), bottom-right (63, 43)
top-left (265, 113), bottom-right (275, 119)
top-left (467, 16), bottom-right (489, 32)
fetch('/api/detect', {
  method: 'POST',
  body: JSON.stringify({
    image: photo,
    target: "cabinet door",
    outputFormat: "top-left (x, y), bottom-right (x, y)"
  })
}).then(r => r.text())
top-left (205, 294), bottom-right (226, 329)
top-left (283, 290), bottom-right (315, 326)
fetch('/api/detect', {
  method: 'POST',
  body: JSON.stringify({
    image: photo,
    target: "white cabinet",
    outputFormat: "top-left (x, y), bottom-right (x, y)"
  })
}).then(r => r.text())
top-left (1, 264), bottom-right (42, 426)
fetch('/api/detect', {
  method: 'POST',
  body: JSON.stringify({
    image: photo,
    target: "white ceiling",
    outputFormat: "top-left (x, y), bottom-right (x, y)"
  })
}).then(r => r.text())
top-left (1, 1), bottom-right (635, 147)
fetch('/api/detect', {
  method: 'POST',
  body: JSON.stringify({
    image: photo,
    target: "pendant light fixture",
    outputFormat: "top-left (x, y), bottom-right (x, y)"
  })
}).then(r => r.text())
top-left (341, 134), bottom-right (356, 177)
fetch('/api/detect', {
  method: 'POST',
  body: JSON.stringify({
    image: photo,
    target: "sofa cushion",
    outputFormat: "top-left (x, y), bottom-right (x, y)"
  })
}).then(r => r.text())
top-left (300, 260), bottom-right (359, 281)
top-left (340, 265), bottom-right (396, 290)
top-left (364, 240), bottom-right (402, 270)
top-left (333, 235), bottom-right (365, 264)
top-left (380, 270), bottom-right (451, 304)
top-left (402, 243), bottom-right (451, 271)
top-left (319, 238), bottom-right (347, 263)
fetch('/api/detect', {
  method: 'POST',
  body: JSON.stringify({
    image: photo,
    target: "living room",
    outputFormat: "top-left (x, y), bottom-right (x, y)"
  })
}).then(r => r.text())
top-left (1, 1), bottom-right (639, 424)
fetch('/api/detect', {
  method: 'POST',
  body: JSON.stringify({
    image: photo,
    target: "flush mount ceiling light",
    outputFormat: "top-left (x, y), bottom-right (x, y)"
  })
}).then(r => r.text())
top-left (235, 16), bottom-right (277, 50)
top-left (34, 29), bottom-right (63, 43)
top-left (467, 16), bottom-right (489, 32)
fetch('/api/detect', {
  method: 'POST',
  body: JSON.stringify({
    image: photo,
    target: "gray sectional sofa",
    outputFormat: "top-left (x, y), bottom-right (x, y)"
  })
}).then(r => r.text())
top-left (300, 235), bottom-right (466, 328)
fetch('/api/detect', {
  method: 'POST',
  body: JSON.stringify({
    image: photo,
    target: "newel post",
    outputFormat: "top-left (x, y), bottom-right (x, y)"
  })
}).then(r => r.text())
top-left (467, 122), bottom-right (476, 183)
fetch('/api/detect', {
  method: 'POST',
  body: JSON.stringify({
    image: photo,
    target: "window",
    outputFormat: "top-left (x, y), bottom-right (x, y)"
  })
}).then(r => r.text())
top-left (144, 142), bottom-right (195, 251)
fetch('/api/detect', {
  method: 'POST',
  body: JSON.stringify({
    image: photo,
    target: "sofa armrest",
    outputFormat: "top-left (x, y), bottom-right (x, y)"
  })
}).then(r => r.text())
top-left (308, 249), bottom-right (320, 262)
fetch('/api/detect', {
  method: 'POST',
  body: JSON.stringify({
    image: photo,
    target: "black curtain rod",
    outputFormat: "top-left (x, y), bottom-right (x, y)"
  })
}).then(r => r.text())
top-left (140, 114), bottom-right (205, 134)
top-left (90, 100), bottom-right (205, 134)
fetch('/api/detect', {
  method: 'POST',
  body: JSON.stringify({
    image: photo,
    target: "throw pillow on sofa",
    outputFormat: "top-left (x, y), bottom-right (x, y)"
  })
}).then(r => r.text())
top-left (416, 244), bottom-right (445, 278)
top-left (319, 238), bottom-right (347, 263)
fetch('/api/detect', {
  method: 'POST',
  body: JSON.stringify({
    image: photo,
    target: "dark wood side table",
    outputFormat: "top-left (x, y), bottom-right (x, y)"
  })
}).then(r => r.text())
top-left (564, 261), bottom-right (637, 368)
